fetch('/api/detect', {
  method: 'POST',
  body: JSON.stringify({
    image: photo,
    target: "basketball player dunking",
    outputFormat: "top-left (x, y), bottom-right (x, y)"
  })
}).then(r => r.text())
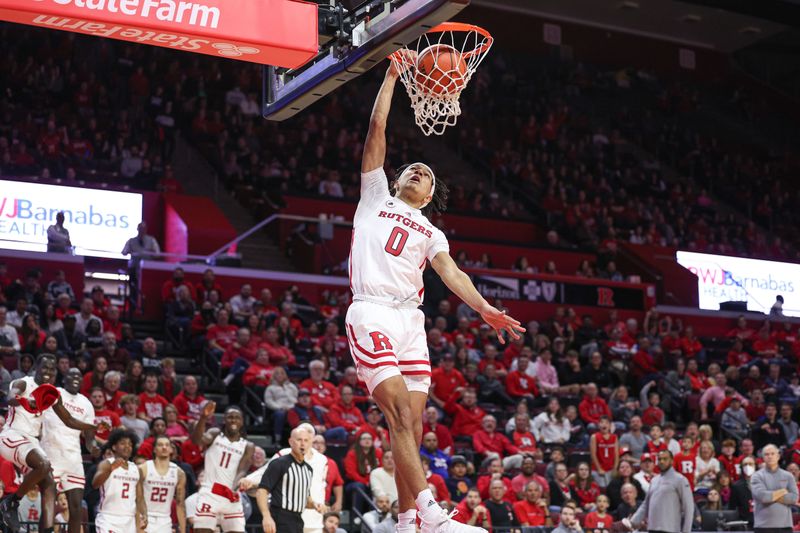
top-left (345, 57), bottom-right (524, 533)
top-left (140, 435), bottom-right (187, 533)
top-left (190, 402), bottom-right (255, 533)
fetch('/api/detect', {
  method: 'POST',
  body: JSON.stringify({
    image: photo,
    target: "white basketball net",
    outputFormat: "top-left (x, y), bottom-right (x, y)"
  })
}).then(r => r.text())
top-left (391, 23), bottom-right (493, 136)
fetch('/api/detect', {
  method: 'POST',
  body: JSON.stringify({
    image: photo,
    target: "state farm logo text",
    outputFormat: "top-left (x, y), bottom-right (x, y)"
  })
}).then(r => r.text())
top-left (33, 15), bottom-right (230, 50)
top-left (32, 0), bottom-right (221, 29)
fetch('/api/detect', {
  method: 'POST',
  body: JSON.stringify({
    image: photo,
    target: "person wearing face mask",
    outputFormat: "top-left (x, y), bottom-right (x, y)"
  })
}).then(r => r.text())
top-left (730, 456), bottom-right (756, 527)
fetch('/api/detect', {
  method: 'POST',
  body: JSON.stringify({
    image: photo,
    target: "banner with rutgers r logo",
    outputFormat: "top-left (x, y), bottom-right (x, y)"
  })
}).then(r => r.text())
top-left (0, 0), bottom-right (317, 68)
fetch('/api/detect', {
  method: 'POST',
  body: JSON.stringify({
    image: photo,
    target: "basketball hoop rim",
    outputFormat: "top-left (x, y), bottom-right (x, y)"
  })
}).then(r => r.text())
top-left (391, 22), bottom-right (493, 63)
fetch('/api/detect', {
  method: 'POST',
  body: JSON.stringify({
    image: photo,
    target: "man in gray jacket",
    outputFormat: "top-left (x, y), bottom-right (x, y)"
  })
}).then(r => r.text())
top-left (624, 450), bottom-right (693, 533)
top-left (750, 444), bottom-right (798, 533)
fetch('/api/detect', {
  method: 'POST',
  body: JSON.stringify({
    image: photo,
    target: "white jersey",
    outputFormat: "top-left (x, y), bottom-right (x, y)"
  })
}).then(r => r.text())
top-left (6, 377), bottom-right (45, 438)
top-left (201, 434), bottom-right (248, 492)
top-left (143, 460), bottom-right (179, 517)
top-left (350, 167), bottom-right (449, 306)
top-left (42, 387), bottom-right (94, 458)
top-left (99, 457), bottom-right (140, 517)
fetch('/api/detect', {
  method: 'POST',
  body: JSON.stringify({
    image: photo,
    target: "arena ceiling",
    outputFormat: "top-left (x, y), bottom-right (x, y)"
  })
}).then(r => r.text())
top-left (473, 0), bottom-right (791, 52)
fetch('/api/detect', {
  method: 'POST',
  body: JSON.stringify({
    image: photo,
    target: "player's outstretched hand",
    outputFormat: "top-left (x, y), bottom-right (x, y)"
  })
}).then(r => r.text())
top-left (202, 400), bottom-right (217, 419)
top-left (238, 478), bottom-right (256, 492)
top-left (479, 304), bottom-right (525, 344)
top-left (389, 49), bottom-right (417, 77)
top-left (111, 458), bottom-right (128, 471)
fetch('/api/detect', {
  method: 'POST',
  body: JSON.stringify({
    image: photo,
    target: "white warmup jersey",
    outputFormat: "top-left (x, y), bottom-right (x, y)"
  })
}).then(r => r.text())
top-left (42, 387), bottom-right (94, 460)
top-left (349, 167), bottom-right (449, 306)
top-left (5, 377), bottom-right (45, 438)
top-left (201, 434), bottom-right (248, 492)
top-left (98, 458), bottom-right (140, 517)
top-left (143, 460), bottom-right (178, 517)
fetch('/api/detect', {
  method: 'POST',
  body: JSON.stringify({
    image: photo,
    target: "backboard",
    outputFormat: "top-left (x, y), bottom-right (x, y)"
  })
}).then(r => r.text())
top-left (262, 0), bottom-right (470, 121)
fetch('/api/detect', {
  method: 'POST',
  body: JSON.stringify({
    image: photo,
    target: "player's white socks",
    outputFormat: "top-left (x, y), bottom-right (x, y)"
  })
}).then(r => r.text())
top-left (415, 489), bottom-right (441, 522)
top-left (396, 509), bottom-right (417, 532)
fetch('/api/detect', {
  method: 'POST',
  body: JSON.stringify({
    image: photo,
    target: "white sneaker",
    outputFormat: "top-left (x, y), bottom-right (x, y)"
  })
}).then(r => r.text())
top-left (419, 508), bottom-right (488, 533)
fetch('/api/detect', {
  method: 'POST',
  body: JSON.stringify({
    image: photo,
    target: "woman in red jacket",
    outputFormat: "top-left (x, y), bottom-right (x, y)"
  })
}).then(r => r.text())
top-left (343, 431), bottom-right (383, 513)
top-left (569, 462), bottom-right (601, 512)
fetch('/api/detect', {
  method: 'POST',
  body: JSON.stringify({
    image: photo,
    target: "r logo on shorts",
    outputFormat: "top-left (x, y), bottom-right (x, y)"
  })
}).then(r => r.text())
top-left (369, 331), bottom-right (394, 352)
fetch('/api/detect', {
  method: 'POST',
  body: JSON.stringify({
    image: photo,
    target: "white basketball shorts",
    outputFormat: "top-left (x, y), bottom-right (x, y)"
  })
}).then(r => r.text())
top-left (0, 428), bottom-right (44, 472)
top-left (345, 300), bottom-right (432, 395)
top-left (194, 491), bottom-right (245, 532)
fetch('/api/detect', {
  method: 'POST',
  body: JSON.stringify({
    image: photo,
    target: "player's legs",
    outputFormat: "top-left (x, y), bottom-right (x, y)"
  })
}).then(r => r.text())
top-left (394, 390), bottom-right (427, 531)
top-left (0, 446), bottom-right (52, 530)
top-left (38, 468), bottom-right (57, 532)
top-left (145, 515), bottom-right (173, 533)
top-left (65, 489), bottom-right (84, 533)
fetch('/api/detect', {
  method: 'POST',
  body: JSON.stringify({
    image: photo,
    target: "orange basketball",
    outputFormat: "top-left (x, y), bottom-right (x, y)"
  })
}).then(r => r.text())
top-left (415, 44), bottom-right (468, 96)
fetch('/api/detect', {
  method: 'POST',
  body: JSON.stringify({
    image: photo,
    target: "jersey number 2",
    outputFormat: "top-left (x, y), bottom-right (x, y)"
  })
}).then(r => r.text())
top-left (384, 227), bottom-right (409, 257)
top-left (121, 482), bottom-right (130, 499)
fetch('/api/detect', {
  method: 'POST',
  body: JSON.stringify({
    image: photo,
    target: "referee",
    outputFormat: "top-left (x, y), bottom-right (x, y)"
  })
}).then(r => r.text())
top-left (257, 427), bottom-right (326, 533)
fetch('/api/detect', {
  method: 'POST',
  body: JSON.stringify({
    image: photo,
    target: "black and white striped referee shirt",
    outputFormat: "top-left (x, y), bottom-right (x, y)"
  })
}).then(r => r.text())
top-left (259, 453), bottom-right (314, 514)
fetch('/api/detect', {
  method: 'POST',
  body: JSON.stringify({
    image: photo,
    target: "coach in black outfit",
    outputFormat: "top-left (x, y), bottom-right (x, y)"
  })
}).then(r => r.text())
top-left (257, 427), bottom-right (326, 533)
top-left (730, 455), bottom-right (756, 527)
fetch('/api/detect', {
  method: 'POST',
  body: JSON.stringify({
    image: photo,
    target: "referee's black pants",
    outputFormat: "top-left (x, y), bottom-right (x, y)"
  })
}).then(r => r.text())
top-left (755, 527), bottom-right (793, 533)
top-left (271, 506), bottom-right (304, 533)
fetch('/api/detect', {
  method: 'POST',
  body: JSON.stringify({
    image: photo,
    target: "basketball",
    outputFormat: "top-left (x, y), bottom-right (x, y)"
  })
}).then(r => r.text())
top-left (415, 44), bottom-right (468, 96)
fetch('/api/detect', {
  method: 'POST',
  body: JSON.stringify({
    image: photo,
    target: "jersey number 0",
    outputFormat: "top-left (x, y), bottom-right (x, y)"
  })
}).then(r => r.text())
top-left (384, 227), bottom-right (409, 257)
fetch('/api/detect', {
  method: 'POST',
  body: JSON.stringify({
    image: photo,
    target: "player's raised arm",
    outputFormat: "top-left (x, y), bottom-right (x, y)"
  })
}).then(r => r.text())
top-left (52, 395), bottom-right (96, 431)
top-left (190, 401), bottom-right (218, 449)
top-left (431, 251), bottom-right (525, 344)
top-left (362, 53), bottom-right (413, 173)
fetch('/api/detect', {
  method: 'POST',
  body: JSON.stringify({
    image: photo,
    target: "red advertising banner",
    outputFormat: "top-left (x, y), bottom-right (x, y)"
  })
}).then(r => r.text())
top-left (0, 0), bottom-right (318, 68)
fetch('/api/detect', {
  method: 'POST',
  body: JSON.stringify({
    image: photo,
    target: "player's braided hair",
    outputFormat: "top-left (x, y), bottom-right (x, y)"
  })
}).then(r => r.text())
top-left (391, 164), bottom-right (449, 217)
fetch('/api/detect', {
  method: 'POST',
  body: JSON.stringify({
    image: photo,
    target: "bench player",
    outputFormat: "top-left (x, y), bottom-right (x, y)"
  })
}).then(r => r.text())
top-left (92, 428), bottom-right (147, 532)
top-left (140, 435), bottom-right (187, 533)
top-left (190, 402), bottom-right (255, 533)
top-left (0, 354), bottom-right (99, 532)
top-left (42, 367), bottom-right (99, 533)
top-left (345, 57), bottom-right (525, 533)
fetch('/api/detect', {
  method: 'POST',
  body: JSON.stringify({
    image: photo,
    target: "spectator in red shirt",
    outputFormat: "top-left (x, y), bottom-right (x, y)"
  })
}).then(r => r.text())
top-left (453, 488), bottom-right (491, 529)
top-left (102, 370), bottom-right (125, 413)
top-left (337, 366), bottom-right (370, 406)
top-left (258, 326), bottom-right (296, 366)
top-left (430, 353), bottom-right (466, 408)
top-left (325, 385), bottom-right (365, 439)
top-left (220, 327), bottom-right (259, 370)
top-left (630, 337), bottom-right (660, 385)
top-left (513, 481), bottom-right (551, 526)
top-left (355, 405), bottom-right (391, 451)
top-left (90, 386), bottom-right (121, 445)
top-left (206, 309), bottom-right (238, 356)
top-left (474, 415), bottom-right (523, 469)
top-left (299, 359), bottom-right (340, 412)
top-left (477, 344), bottom-right (507, 378)
top-left (242, 349), bottom-right (274, 388)
top-left (510, 456), bottom-right (549, 501)
top-left (195, 268), bottom-right (223, 305)
top-left (137, 373), bottom-right (169, 422)
top-left (673, 435), bottom-right (697, 490)
top-left (511, 413), bottom-right (538, 456)
top-left (680, 326), bottom-right (704, 361)
top-left (161, 267), bottom-right (195, 303)
top-left (90, 331), bottom-right (130, 373)
top-left (343, 432), bottom-right (383, 510)
top-left (589, 416), bottom-right (619, 488)
top-left (506, 354), bottom-right (540, 402)
top-left (424, 406), bottom-right (454, 455)
top-left (477, 458), bottom-right (514, 504)
top-left (421, 455), bottom-right (451, 504)
top-left (583, 494), bottom-right (613, 531)
top-left (579, 382), bottom-right (612, 430)
top-left (727, 338), bottom-right (752, 368)
top-left (726, 316), bottom-right (755, 343)
top-left (570, 462), bottom-right (601, 511)
top-left (444, 388), bottom-right (486, 438)
top-left (312, 435), bottom-right (344, 510)
top-left (641, 384), bottom-right (666, 427)
top-left (102, 305), bottom-right (124, 341)
top-left (172, 375), bottom-right (207, 423)
top-left (752, 329), bottom-right (779, 359)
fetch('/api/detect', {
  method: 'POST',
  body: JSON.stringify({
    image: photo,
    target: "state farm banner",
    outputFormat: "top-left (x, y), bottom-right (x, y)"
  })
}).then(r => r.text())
top-left (0, 179), bottom-right (142, 258)
top-left (469, 271), bottom-right (651, 311)
top-left (0, 0), bottom-right (317, 68)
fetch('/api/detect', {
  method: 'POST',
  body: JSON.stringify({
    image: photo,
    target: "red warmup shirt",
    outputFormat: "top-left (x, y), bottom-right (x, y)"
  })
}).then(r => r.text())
top-left (642, 406), bottom-right (665, 426)
top-left (718, 454), bottom-right (739, 481)
top-left (477, 475), bottom-right (515, 503)
top-left (324, 457), bottom-right (344, 502)
top-left (631, 350), bottom-right (659, 380)
top-left (221, 340), bottom-right (259, 369)
top-left (506, 371), bottom-right (539, 398)
top-left (681, 337), bottom-right (703, 358)
top-left (646, 439), bottom-right (668, 455)
top-left (206, 324), bottom-right (238, 350)
top-left (94, 408), bottom-right (122, 441)
top-left (661, 335), bottom-right (682, 354)
top-left (570, 480), bottom-right (601, 507)
top-left (674, 452), bottom-right (697, 490)
top-left (444, 397), bottom-right (486, 437)
top-left (473, 430), bottom-right (520, 458)
top-left (453, 499), bottom-right (491, 527)
top-left (137, 392), bottom-right (169, 419)
top-left (259, 342), bottom-right (296, 366)
top-left (299, 379), bottom-right (339, 410)
top-left (753, 338), bottom-right (778, 355)
top-left (104, 389), bottom-right (125, 414)
top-left (579, 396), bottom-right (612, 424)
top-left (728, 350), bottom-right (752, 367)
top-left (424, 422), bottom-right (454, 454)
top-left (584, 511), bottom-right (613, 530)
top-left (477, 358), bottom-right (505, 375)
top-left (242, 362), bottom-right (274, 387)
top-left (173, 392), bottom-right (207, 422)
top-left (427, 471), bottom-right (450, 503)
top-left (325, 403), bottom-right (365, 433)
top-left (431, 368), bottom-right (466, 403)
top-left (593, 432), bottom-right (618, 472)
top-left (513, 500), bottom-right (547, 526)
top-left (343, 447), bottom-right (383, 485)
top-left (512, 430), bottom-right (537, 454)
